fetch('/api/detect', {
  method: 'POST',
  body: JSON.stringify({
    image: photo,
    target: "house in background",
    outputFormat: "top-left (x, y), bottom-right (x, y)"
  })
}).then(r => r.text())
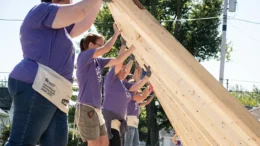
top-left (0, 87), bottom-right (12, 135)
top-left (0, 88), bottom-right (12, 113)
top-left (249, 106), bottom-right (260, 121)
top-left (159, 129), bottom-right (176, 146)
top-left (0, 108), bottom-right (9, 136)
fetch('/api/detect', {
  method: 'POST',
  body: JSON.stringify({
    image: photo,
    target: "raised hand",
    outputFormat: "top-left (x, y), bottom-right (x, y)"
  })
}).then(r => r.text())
top-left (144, 64), bottom-right (152, 77)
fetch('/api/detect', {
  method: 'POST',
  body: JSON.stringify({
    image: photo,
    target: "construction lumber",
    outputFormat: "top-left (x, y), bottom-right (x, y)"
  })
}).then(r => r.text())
top-left (107, 0), bottom-right (260, 145)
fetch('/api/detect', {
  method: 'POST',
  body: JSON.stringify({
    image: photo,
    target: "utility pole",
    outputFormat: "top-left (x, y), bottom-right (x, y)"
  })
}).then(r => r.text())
top-left (219, 0), bottom-right (228, 85)
top-left (226, 79), bottom-right (229, 90)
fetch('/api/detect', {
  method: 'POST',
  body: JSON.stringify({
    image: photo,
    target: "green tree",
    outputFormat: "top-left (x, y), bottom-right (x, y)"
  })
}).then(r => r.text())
top-left (0, 78), bottom-right (7, 87)
top-left (230, 85), bottom-right (260, 107)
top-left (68, 106), bottom-right (76, 124)
top-left (1, 125), bottom-right (11, 146)
top-left (67, 129), bottom-right (84, 146)
top-left (68, 85), bottom-right (79, 124)
top-left (94, 0), bottom-right (223, 145)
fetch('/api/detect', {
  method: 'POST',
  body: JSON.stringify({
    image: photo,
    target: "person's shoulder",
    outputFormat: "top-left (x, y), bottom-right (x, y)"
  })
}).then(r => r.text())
top-left (29, 2), bottom-right (58, 11)
top-left (124, 80), bottom-right (134, 86)
top-left (37, 2), bottom-right (58, 8)
top-left (105, 66), bottom-right (116, 77)
top-left (96, 56), bottom-right (104, 62)
top-left (122, 80), bottom-right (131, 84)
top-left (25, 2), bottom-right (59, 20)
top-left (77, 50), bottom-right (95, 66)
top-left (80, 49), bottom-right (95, 56)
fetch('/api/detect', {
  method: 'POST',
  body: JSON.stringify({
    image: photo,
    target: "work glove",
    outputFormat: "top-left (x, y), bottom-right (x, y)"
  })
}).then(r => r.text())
top-left (144, 64), bottom-right (152, 77)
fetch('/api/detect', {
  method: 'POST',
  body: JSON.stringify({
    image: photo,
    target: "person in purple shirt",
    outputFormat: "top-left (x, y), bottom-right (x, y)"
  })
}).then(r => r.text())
top-left (7, 0), bottom-right (109, 146)
top-left (125, 92), bottom-right (155, 146)
top-left (124, 65), bottom-right (155, 146)
top-left (173, 133), bottom-right (183, 146)
top-left (102, 44), bottom-right (152, 145)
top-left (75, 24), bottom-right (136, 146)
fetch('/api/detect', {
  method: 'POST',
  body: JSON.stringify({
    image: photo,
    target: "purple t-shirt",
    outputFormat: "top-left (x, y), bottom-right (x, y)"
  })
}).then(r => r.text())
top-left (127, 100), bottom-right (140, 118)
top-left (76, 49), bottom-right (110, 108)
top-left (103, 67), bottom-right (134, 119)
top-left (10, 3), bottom-right (75, 83)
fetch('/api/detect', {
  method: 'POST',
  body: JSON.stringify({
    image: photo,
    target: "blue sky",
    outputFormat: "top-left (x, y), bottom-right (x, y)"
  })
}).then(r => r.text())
top-left (0, 0), bottom-right (260, 91)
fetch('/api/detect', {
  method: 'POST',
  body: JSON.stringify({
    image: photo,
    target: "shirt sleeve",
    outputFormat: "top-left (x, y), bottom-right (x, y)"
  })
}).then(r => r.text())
top-left (104, 66), bottom-right (117, 84)
top-left (141, 69), bottom-right (147, 79)
top-left (123, 81), bottom-right (134, 90)
top-left (23, 3), bottom-right (59, 28)
top-left (97, 58), bottom-right (111, 69)
top-left (77, 49), bottom-right (95, 68)
top-left (65, 24), bottom-right (75, 33)
top-left (130, 92), bottom-right (135, 99)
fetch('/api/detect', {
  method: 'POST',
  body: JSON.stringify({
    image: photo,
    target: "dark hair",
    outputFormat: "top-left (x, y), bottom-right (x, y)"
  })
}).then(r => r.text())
top-left (41, 0), bottom-right (52, 2)
top-left (80, 33), bottom-right (104, 52)
top-left (126, 74), bottom-right (133, 81)
top-left (41, 0), bottom-right (63, 3)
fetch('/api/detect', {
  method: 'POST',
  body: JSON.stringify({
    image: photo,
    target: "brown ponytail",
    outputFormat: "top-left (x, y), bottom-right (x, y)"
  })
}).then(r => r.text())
top-left (80, 33), bottom-right (104, 52)
top-left (80, 38), bottom-right (85, 52)
top-left (41, 0), bottom-right (63, 3)
top-left (41, 0), bottom-right (52, 2)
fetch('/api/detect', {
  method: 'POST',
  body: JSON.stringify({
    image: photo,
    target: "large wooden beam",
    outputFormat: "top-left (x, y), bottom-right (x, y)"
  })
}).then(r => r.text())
top-left (107, 0), bottom-right (260, 145)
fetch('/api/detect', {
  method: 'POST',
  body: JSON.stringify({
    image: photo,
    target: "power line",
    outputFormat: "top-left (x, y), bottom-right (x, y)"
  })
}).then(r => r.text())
top-left (0, 16), bottom-right (221, 23)
top-left (0, 18), bottom-right (23, 21)
top-left (163, 16), bottom-right (220, 22)
top-left (229, 23), bottom-right (260, 42)
top-left (227, 79), bottom-right (260, 84)
top-left (1, 16), bottom-right (260, 25)
top-left (180, 16), bottom-right (220, 21)
top-left (229, 17), bottom-right (260, 25)
top-left (229, 90), bottom-right (259, 94)
top-left (0, 12), bottom-right (260, 25)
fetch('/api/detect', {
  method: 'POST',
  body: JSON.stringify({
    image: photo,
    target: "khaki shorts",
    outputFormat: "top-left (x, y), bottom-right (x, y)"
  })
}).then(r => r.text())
top-left (75, 104), bottom-right (107, 142)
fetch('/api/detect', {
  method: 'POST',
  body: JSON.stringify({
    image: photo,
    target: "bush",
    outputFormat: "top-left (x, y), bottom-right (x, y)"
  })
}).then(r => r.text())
top-left (1, 125), bottom-right (11, 146)
top-left (0, 124), bottom-right (86, 146)
top-left (68, 129), bottom-right (85, 146)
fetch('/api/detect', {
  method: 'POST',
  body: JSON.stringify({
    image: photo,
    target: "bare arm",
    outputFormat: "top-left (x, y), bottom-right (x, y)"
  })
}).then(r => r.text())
top-left (172, 134), bottom-right (178, 145)
top-left (52, 0), bottom-right (102, 29)
top-left (93, 23), bottom-right (120, 58)
top-left (105, 45), bottom-right (136, 68)
top-left (139, 94), bottom-right (155, 107)
top-left (93, 34), bottom-right (120, 58)
top-left (130, 65), bottom-right (151, 91)
top-left (69, 0), bottom-right (102, 38)
top-left (129, 76), bottom-right (149, 92)
top-left (133, 63), bottom-right (142, 82)
top-left (132, 86), bottom-right (150, 103)
top-left (133, 68), bottom-right (139, 82)
top-left (114, 45), bottom-right (126, 74)
top-left (123, 59), bottom-right (134, 78)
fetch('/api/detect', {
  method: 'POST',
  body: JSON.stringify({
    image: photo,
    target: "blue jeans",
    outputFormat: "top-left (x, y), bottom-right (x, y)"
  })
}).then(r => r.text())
top-left (5, 78), bottom-right (68, 146)
top-left (124, 126), bottom-right (139, 146)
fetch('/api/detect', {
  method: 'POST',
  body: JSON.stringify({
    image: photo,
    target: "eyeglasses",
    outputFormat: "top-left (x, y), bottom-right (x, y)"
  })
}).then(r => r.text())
top-left (121, 68), bottom-right (128, 72)
top-left (94, 43), bottom-right (103, 47)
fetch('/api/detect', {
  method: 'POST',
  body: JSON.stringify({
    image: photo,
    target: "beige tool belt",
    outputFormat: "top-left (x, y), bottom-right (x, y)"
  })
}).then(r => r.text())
top-left (32, 63), bottom-right (72, 113)
top-left (111, 119), bottom-right (121, 132)
top-left (127, 116), bottom-right (139, 128)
